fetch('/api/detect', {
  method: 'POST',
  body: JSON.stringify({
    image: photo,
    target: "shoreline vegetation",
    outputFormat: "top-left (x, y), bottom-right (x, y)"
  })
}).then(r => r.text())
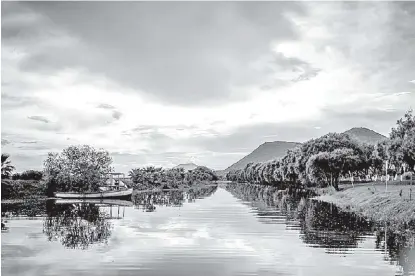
top-left (225, 109), bottom-right (415, 225)
top-left (1, 145), bottom-right (220, 200)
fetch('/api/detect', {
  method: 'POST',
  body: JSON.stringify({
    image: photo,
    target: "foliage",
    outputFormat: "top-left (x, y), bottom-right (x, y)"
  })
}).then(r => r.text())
top-left (12, 170), bottom-right (43, 181)
top-left (129, 165), bottom-right (217, 190)
top-left (389, 109), bottom-right (415, 170)
top-left (43, 145), bottom-right (113, 195)
top-left (297, 133), bottom-right (365, 185)
top-left (1, 179), bottom-right (47, 199)
top-left (306, 149), bottom-right (362, 190)
top-left (1, 153), bottom-right (15, 179)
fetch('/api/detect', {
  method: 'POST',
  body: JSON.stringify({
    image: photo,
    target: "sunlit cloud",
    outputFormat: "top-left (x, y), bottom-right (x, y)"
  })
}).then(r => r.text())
top-left (1, 1), bottom-right (414, 172)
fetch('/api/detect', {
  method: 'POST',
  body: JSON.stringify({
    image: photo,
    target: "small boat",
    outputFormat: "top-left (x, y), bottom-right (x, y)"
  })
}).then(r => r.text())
top-left (54, 172), bottom-right (133, 200)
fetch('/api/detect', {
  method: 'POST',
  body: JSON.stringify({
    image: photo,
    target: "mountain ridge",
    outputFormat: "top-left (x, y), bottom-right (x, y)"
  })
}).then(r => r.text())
top-left (342, 127), bottom-right (387, 144)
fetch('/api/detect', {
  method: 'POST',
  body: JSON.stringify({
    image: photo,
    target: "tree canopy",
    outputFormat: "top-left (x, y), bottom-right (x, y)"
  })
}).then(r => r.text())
top-left (43, 145), bottom-right (113, 195)
top-left (129, 165), bottom-right (217, 189)
top-left (1, 154), bottom-right (15, 179)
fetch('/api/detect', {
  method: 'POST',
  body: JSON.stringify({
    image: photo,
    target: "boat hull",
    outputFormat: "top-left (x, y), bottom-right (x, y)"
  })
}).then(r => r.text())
top-left (54, 188), bottom-right (133, 200)
top-left (54, 198), bottom-right (134, 207)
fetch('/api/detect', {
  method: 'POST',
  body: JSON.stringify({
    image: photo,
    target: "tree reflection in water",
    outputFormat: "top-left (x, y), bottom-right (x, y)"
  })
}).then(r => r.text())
top-left (43, 200), bottom-right (113, 250)
top-left (375, 224), bottom-right (415, 275)
top-left (132, 185), bottom-right (218, 212)
top-left (225, 183), bottom-right (415, 274)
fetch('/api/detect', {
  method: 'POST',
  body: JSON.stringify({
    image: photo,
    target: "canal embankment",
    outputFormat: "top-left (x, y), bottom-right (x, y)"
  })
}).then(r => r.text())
top-left (314, 182), bottom-right (415, 224)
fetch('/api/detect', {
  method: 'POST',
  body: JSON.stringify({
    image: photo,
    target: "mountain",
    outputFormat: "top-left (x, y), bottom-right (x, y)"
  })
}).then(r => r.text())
top-left (173, 163), bottom-right (199, 172)
top-left (224, 141), bottom-right (301, 173)
top-left (342, 127), bottom-right (387, 145)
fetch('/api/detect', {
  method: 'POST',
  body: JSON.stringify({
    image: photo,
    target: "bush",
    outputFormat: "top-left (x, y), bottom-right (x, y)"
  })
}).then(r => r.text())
top-left (19, 170), bottom-right (43, 180)
top-left (1, 179), bottom-right (47, 200)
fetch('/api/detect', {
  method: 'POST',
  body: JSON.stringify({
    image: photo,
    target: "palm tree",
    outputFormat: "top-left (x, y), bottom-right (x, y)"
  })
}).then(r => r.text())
top-left (1, 154), bottom-right (15, 179)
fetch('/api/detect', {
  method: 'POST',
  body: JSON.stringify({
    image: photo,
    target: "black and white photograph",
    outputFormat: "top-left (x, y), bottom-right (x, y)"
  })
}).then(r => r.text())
top-left (1, 1), bottom-right (414, 275)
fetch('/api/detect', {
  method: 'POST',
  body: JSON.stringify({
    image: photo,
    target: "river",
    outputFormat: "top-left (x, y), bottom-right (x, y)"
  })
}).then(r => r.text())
top-left (1, 184), bottom-right (414, 276)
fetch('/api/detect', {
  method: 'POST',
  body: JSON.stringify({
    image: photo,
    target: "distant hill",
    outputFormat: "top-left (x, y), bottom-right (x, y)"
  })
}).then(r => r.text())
top-left (173, 163), bottom-right (199, 172)
top-left (342, 127), bottom-right (387, 144)
top-left (224, 141), bottom-right (301, 173)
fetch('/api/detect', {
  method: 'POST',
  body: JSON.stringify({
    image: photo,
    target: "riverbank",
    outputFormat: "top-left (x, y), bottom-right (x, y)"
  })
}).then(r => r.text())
top-left (314, 182), bottom-right (415, 224)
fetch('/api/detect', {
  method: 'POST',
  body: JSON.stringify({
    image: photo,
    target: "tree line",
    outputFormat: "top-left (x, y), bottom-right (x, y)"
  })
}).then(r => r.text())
top-left (128, 165), bottom-right (218, 190)
top-left (3, 144), bottom-right (219, 195)
top-left (226, 109), bottom-right (415, 190)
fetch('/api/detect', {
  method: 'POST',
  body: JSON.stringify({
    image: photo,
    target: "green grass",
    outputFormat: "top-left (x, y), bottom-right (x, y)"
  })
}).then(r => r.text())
top-left (315, 182), bottom-right (415, 224)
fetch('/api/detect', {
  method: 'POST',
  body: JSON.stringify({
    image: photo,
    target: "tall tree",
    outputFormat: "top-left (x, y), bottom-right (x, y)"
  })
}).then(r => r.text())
top-left (389, 109), bottom-right (415, 171)
top-left (298, 133), bottom-right (364, 185)
top-left (306, 148), bottom-right (362, 190)
top-left (44, 145), bottom-right (113, 195)
top-left (1, 154), bottom-right (15, 179)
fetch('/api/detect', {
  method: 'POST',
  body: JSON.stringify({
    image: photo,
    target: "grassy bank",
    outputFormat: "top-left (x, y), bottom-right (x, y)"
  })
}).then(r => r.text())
top-left (314, 182), bottom-right (415, 224)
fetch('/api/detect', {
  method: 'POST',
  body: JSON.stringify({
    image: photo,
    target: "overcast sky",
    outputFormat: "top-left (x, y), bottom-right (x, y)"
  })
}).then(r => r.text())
top-left (1, 1), bottom-right (414, 173)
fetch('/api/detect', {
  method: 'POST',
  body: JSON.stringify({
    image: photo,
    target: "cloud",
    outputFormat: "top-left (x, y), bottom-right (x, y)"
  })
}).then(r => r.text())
top-left (111, 110), bottom-right (122, 120)
top-left (1, 2), bottom-right (414, 172)
top-left (20, 141), bottom-right (38, 144)
top-left (27, 115), bottom-right (50, 123)
top-left (97, 104), bottom-right (115, 110)
top-left (2, 1), bottom-right (306, 106)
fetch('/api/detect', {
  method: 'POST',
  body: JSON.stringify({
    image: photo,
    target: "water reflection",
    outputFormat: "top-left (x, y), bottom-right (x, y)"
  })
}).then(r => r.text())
top-left (43, 201), bottom-right (113, 249)
top-left (2, 185), bottom-right (219, 249)
top-left (2, 183), bottom-right (414, 276)
top-left (132, 185), bottom-right (218, 212)
top-left (225, 183), bottom-right (415, 274)
top-left (375, 225), bottom-right (415, 275)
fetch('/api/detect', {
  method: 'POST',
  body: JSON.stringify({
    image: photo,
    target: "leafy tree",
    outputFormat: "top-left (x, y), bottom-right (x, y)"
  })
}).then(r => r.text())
top-left (43, 145), bottom-right (113, 195)
top-left (306, 148), bottom-right (362, 190)
top-left (401, 126), bottom-right (415, 170)
top-left (1, 154), bottom-right (15, 179)
top-left (281, 147), bottom-right (301, 186)
top-left (389, 109), bottom-right (415, 171)
top-left (298, 133), bottom-right (364, 185)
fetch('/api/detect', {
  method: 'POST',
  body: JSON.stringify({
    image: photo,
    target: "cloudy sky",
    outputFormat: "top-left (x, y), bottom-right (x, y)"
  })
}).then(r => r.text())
top-left (1, 1), bottom-right (414, 173)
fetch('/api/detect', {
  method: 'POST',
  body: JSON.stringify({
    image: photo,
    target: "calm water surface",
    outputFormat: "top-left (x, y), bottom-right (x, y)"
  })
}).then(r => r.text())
top-left (2, 184), bottom-right (414, 276)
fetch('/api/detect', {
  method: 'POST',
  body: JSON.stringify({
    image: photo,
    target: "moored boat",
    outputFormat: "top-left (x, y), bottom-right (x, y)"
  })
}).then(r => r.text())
top-left (54, 172), bottom-right (133, 200)
top-left (54, 188), bottom-right (133, 199)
